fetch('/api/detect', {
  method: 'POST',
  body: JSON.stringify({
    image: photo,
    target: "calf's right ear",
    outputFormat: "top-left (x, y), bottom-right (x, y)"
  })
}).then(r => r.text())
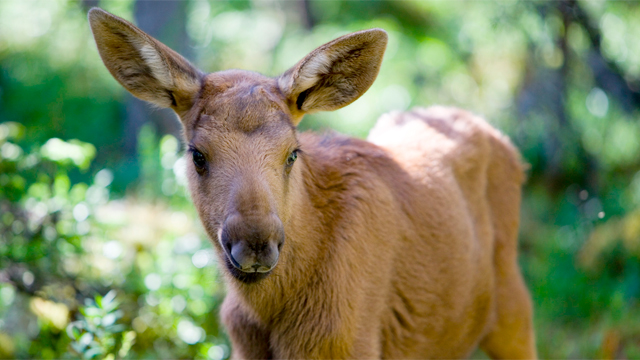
top-left (88, 8), bottom-right (202, 113)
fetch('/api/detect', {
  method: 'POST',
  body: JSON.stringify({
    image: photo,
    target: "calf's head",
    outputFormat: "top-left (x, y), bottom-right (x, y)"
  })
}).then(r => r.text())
top-left (88, 8), bottom-right (387, 283)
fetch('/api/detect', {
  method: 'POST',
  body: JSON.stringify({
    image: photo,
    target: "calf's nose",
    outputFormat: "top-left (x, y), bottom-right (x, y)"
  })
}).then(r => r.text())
top-left (220, 213), bottom-right (284, 273)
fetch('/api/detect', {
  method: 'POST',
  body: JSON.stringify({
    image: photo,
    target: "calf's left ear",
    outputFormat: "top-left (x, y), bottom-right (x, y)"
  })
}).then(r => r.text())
top-left (278, 29), bottom-right (388, 125)
top-left (88, 8), bottom-right (203, 114)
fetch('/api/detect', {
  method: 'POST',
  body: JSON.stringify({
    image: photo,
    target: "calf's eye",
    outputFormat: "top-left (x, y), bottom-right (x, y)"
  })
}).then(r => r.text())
top-left (192, 150), bottom-right (206, 170)
top-left (286, 150), bottom-right (299, 167)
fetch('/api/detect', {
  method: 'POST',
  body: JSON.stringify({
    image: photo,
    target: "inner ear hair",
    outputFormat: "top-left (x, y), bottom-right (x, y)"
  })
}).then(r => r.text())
top-left (279, 29), bottom-right (388, 120)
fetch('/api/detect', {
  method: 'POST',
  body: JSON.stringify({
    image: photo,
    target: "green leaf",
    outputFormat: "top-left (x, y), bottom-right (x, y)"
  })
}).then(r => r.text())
top-left (102, 290), bottom-right (117, 306)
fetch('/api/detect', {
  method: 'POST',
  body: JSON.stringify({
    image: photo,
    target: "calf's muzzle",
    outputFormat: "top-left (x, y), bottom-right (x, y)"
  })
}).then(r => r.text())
top-left (220, 213), bottom-right (284, 276)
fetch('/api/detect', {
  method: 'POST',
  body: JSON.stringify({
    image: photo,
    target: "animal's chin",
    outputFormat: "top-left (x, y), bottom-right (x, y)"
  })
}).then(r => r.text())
top-left (224, 257), bottom-right (271, 284)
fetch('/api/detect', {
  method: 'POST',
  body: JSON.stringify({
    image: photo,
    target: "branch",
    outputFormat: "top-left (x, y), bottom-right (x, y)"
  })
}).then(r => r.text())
top-left (559, 0), bottom-right (640, 113)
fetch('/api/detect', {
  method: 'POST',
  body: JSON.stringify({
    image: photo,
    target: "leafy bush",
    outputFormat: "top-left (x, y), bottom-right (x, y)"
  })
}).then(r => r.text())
top-left (0, 123), bottom-right (228, 359)
top-left (67, 290), bottom-right (134, 359)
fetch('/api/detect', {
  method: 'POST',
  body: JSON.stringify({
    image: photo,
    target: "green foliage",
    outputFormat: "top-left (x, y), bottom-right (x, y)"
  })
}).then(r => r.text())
top-left (1, 0), bottom-right (640, 358)
top-left (0, 122), bottom-right (227, 358)
top-left (67, 290), bottom-right (134, 359)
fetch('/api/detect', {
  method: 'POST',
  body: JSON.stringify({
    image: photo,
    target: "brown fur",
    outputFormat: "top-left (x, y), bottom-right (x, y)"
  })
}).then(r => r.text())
top-left (89, 8), bottom-right (537, 359)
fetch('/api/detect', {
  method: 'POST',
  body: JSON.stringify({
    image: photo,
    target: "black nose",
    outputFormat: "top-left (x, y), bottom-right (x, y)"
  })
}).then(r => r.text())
top-left (220, 213), bottom-right (284, 274)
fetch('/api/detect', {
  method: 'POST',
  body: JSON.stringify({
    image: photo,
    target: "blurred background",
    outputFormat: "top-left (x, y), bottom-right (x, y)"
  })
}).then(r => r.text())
top-left (0, 0), bottom-right (639, 358)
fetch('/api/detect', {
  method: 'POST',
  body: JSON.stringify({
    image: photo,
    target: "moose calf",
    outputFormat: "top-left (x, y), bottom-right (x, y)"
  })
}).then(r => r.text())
top-left (89, 8), bottom-right (536, 359)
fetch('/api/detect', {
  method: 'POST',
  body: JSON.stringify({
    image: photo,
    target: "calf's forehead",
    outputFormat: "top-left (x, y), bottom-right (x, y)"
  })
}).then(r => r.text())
top-left (185, 71), bottom-right (297, 151)
top-left (194, 71), bottom-right (293, 132)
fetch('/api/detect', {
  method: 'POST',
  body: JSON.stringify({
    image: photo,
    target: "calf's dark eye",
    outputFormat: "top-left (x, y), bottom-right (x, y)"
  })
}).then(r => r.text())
top-left (192, 150), bottom-right (206, 170)
top-left (286, 150), bottom-right (299, 167)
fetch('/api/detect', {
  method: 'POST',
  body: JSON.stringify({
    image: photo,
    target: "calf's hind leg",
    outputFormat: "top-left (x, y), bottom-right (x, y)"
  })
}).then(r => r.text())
top-left (480, 264), bottom-right (537, 359)
top-left (481, 137), bottom-right (536, 359)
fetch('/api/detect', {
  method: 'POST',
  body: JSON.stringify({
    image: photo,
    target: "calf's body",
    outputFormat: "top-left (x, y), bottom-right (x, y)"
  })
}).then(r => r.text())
top-left (89, 8), bottom-right (536, 358)
top-left (221, 106), bottom-right (535, 359)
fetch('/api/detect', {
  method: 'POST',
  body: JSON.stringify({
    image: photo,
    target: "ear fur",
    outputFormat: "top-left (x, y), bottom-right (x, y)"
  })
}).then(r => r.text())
top-left (88, 8), bottom-right (202, 113)
top-left (278, 29), bottom-right (388, 124)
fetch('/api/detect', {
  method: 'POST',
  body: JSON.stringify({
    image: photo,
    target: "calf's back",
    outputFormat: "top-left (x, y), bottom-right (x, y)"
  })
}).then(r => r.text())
top-left (365, 106), bottom-right (527, 358)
